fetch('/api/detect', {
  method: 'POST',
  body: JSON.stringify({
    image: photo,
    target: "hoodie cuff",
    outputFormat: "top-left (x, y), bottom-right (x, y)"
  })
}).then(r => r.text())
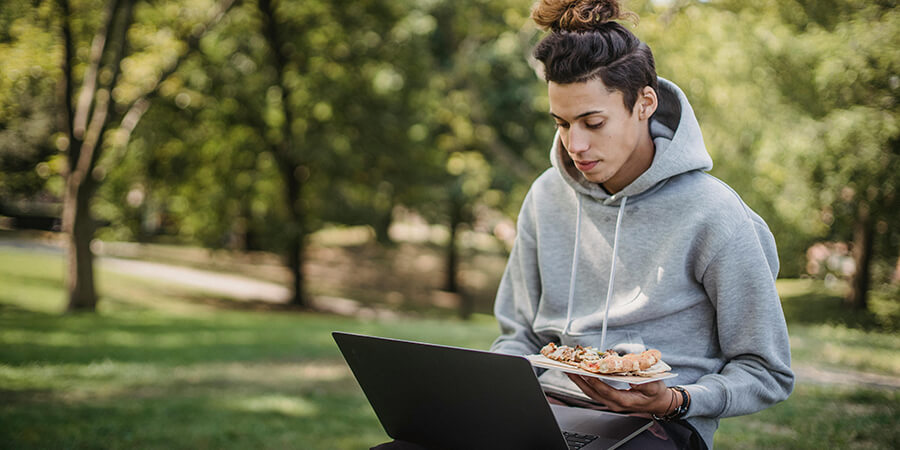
top-left (683, 378), bottom-right (729, 419)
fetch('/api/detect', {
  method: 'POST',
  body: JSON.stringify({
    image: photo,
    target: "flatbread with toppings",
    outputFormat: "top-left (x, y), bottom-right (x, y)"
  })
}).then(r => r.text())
top-left (539, 342), bottom-right (671, 377)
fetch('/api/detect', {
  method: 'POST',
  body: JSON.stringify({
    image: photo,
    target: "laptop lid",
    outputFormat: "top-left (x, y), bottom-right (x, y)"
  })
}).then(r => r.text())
top-left (333, 332), bottom-right (654, 449)
top-left (333, 331), bottom-right (569, 450)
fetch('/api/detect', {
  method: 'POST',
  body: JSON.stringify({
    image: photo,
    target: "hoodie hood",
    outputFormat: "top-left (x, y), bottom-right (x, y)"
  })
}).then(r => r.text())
top-left (550, 77), bottom-right (713, 204)
top-left (551, 78), bottom-right (716, 353)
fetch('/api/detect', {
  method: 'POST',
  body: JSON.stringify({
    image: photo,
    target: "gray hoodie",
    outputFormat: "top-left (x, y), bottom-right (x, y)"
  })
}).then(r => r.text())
top-left (490, 78), bottom-right (794, 448)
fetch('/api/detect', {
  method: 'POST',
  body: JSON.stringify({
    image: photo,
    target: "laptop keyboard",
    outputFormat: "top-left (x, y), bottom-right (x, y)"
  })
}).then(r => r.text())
top-left (563, 431), bottom-right (599, 449)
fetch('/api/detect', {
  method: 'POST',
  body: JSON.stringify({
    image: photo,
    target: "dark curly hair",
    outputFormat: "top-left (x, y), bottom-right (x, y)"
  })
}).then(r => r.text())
top-left (531, 0), bottom-right (658, 112)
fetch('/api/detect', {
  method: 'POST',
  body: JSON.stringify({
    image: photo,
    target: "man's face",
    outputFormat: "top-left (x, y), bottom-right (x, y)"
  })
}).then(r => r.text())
top-left (548, 78), bottom-right (654, 193)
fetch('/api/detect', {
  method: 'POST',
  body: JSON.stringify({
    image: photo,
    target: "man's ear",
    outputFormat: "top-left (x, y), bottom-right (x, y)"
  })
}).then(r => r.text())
top-left (637, 86), bottom-right (658, 120)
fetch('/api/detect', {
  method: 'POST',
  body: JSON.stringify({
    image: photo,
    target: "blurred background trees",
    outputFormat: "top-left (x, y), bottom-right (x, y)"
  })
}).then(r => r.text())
top-left (53, 0), bottom-right (237, 311)
top-left (634, 0), bottom-right (898, 309)
top-left (0, 0), bottom-right (896, 313)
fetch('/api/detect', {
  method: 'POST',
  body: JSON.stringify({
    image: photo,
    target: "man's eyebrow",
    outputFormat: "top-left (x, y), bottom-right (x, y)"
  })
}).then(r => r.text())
top-left (549, 110), bottom-right (605, 121)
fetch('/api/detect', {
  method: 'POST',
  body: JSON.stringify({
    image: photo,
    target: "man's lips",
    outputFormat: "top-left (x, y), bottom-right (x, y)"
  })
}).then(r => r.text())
top-left (573, 160), bottom-right (599, 171)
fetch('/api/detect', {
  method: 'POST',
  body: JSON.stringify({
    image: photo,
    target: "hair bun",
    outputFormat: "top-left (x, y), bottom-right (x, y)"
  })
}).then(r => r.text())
top-left (531, 0), bottom-right (637, 32)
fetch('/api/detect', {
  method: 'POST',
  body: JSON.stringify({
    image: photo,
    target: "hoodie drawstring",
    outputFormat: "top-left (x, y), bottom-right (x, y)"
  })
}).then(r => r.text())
top-left (563, 194), bottom-right (628, 352)
top-left (563, 195), bottom-right (583, 335)
top-left (600, 195), bottom-right (627, 351)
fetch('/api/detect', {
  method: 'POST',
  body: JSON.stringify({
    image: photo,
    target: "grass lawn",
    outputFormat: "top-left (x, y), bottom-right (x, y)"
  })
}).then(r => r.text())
top-left (0, 245), bottom-right (898, 449)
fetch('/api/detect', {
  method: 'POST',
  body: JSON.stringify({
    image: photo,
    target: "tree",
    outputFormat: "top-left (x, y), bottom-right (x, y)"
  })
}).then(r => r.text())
top-left (653, 0), bottom-right (900, 308)
top-left (718, 0), bottom-right (900, 309)
top-left (57, 0), bottom-right (136, 311)
top-left (794, 9), bottom-right (899, 308)
top-left (253, 0), bottom-right (308, 306)
top-left (397, 0), bottom-right (551, 317)
top-left (92, 0), bottom-right (287, 251)
top-left (55, 0), bottom-right (238, 311)
top-left (245, 0), bottom-right (433, 307)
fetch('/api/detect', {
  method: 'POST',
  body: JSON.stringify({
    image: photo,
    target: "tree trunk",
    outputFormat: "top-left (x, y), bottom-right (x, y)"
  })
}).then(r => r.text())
top-left (446, 198), bottom-right (473, 319)
top-left (258, 0), bottom-right (307, 308)
top-left (374, 204), bottom-right (394, 246)
top-left (63, 175), bottom-right (97, 312)
top-left (445, 200), bottom-right (460, 294)
top-left (284, 167), bottom-right (306, 307)
top-left (59, 0), bottom-right (130, 313)
top-left (847, 201), bottom-right (873, 310)
top-left (894, 252), bottom-right (900, 284)
top-left (286, 232), bottom-right (304, 306)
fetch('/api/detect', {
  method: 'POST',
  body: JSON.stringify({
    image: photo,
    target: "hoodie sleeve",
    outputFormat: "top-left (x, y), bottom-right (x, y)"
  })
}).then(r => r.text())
top-left (684, 212), bottom-right (795, 419)
top-left (490, 191), bottom-right (546, 356)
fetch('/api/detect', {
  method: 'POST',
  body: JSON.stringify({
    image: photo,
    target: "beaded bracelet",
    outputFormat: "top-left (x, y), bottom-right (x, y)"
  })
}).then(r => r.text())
top-left (652, 386), bottom-right (690, 422)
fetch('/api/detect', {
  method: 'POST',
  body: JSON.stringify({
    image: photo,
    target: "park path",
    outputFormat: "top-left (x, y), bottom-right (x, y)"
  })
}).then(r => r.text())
top-left (792, 365), bottom-right (900, 390)
top-left (101, 256), bottom-right (290, 302)
top-left (0, 237), bottom-right (398, 319)
top-left (1, 237), bottom-right (290, 301)
top-left (97, 255), bottom-right (401, 319)
top-left (2, 238), bottom-right (898, 389)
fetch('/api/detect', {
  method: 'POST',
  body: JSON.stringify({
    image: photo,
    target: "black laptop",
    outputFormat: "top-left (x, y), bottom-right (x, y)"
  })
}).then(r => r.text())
top-left (332, 332), bottom-right (652, 450)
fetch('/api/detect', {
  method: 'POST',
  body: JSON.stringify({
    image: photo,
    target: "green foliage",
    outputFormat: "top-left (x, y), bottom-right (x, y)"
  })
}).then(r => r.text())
top-left (408, 0), bottom-right (551, 223)
top-left (0, 0), bottom-right (896, 301)
top-left (87, 0), bottom-right (553, 254)
top-left (630, 0), bottom-right (899, 281)
top-left (0, 1), bottom-right (61, 200)
top-left (760, 1), bottom-right (899, 269)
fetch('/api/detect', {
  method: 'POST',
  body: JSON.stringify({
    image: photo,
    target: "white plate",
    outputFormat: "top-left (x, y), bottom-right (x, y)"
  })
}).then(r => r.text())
top-left (525, 354), bottom-right (677, 385)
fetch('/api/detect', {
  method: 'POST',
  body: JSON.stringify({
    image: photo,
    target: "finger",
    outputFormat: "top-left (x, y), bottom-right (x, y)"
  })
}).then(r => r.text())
top-left (570, 374), bottom-right (615, 396)
top-left (585, 378), bottom-right (624, 398)
top-left (584, 378), bottom-right (660, 410)
top-left (628, 381), bottom-right (661, 394)
top-left (566, 373), bottom-right (598, 395)
top-left (566, 374), bottom-right (611, 403)
top-left (569, 376), bottom-right (670, 414)
top-left (567, 375), bottom-right (630, 410)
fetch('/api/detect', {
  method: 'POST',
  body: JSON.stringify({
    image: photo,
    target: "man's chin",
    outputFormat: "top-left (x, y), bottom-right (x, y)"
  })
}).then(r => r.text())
top-left (580, 172), bottom-right (608, 184)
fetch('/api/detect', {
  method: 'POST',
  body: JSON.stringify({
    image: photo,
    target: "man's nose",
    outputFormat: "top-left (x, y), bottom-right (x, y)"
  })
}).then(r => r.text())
top-left (567, 128), bottom-right (590, 154)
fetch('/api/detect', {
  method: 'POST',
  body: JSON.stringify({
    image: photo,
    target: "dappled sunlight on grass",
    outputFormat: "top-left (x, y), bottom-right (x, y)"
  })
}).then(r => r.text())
top-left (224, 394), bottom-right (319, 417)
top-left (1, 343), bottom-right (384, 448)
top-left (2, 328), bottom-right (280, 349)
top-left (776, 279), bottom-right (900, 377)
top-left (0, 246), bottom-right (500, 447)
top-left (776, 278), bottom-right (827, 298)
top-left (715, 384), bottom-right (899, 449)
top-left (0, 250), bottom-right (66, 314)
top-left (789, 324), bottom-right (900, 376)
top-left (3, 247), bottom-right (898, 448)
top-left (777, 279), bottom-right (899, 332)
top-left (0, 360), bottom-right (353, 395)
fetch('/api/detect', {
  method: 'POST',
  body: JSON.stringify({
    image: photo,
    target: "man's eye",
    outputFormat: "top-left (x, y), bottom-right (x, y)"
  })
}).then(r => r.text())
top-left (554, 122), bottom-right (569, 129)
top-left (586, 122), bottom-right (604, 129)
